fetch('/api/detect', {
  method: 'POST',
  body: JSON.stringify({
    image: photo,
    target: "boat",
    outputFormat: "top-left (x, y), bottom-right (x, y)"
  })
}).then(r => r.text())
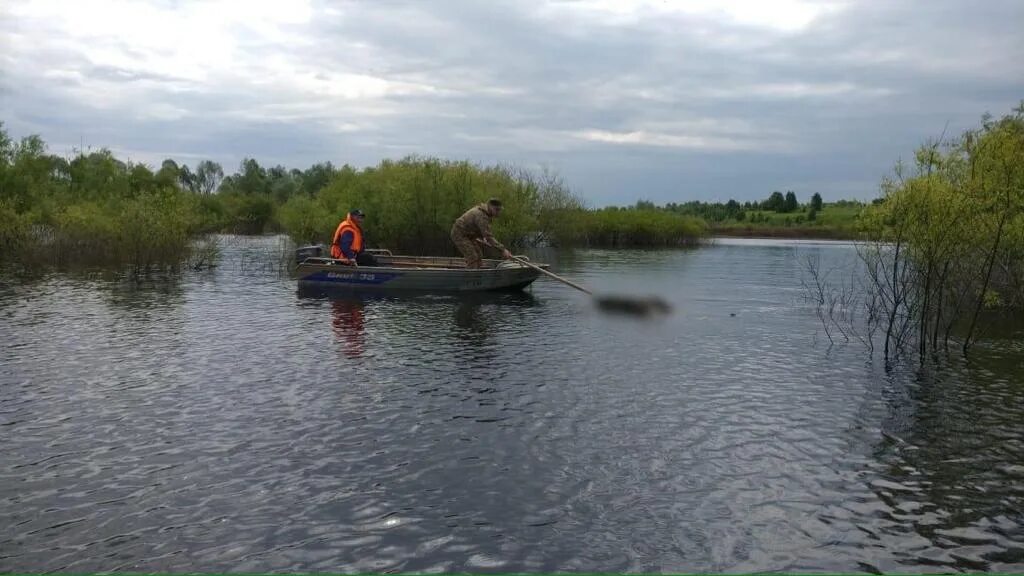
top-left (292, 245), bottom-right (550, 293)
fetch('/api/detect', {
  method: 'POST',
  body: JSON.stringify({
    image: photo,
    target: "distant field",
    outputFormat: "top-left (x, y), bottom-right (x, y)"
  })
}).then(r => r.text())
top-left (711, 203), bottom-right (865, 239)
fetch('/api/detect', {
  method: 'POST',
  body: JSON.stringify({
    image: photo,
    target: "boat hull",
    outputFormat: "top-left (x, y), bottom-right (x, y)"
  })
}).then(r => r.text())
top-left (293, 254), bottom-right (546, 293)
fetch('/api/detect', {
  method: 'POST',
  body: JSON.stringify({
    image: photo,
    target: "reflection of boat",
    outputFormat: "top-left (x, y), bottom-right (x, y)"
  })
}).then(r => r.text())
top-left (304, 288), bottom-right (539, 358)
top-left (297, 285), bottom-right (541, 308)
top-left (292, 246), bottom-right (548, 293)
top-left (330, 298), bottom-right (366, 358)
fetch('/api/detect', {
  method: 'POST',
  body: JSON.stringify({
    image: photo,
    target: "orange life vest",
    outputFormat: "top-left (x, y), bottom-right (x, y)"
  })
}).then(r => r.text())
top-left (330, 214), bottom-right (363, 262)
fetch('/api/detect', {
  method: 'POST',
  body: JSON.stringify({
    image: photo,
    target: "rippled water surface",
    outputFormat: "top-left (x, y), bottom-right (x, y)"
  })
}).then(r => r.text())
top-left (2, 236), bottom-right (1023, 572)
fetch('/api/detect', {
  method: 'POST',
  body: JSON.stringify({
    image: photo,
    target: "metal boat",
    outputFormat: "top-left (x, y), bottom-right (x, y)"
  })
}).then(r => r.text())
top-left (292, 246), bottom-right (548, 292)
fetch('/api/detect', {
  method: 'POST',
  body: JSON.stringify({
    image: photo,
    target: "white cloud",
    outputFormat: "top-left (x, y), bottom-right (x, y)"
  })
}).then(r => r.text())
top-left (2, 0), bottom-right (1021, 204)
top-left (540, 0), bottom-right (846, 32)
top-left (704, 81), bottom-right (895, 100)
top-left (572, 128), bottom-right (788, 152)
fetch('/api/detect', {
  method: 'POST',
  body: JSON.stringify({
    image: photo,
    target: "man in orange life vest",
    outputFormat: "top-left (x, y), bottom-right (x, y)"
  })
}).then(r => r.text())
top-left (331, 209), bottom-right (377, 266)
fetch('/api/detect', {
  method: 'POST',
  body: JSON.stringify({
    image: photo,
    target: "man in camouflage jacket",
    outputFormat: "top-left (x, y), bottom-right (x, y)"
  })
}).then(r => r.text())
top-left (451, 198), bottom-right (512, 268)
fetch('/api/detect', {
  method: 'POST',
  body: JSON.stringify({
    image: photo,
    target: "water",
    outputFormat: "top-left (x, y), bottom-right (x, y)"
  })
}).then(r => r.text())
top-left (2, 236), bottom-right (1023, 572)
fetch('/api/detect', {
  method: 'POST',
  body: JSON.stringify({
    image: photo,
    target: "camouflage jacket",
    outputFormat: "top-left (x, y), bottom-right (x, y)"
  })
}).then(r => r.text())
top-left (452, 204), bottom-right (505, 250)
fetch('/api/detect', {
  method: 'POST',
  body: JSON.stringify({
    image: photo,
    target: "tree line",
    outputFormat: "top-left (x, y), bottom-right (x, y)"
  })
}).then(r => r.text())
top-left (0, 127), bottom-right (710, 272)
top-left (621, 190), bottom-right (834, 224)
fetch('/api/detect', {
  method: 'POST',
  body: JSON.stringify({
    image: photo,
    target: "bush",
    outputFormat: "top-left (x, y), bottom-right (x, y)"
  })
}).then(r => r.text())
top-left (0, 201), bottom-right (30, 254)
top-left (278, 157), bottom-right (593, 253)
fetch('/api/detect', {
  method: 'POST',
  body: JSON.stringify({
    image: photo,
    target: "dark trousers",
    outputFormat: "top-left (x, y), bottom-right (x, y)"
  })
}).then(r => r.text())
top-left (355, 252), bottom-right (378, 266)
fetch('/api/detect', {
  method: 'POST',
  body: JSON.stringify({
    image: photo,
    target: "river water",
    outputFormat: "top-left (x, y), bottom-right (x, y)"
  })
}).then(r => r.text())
top-left (2, 236), bottom-right (1022, 572)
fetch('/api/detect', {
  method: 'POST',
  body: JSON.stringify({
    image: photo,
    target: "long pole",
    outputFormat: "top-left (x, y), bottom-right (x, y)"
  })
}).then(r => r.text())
top-left (509, 256), bottom-right (593, 295)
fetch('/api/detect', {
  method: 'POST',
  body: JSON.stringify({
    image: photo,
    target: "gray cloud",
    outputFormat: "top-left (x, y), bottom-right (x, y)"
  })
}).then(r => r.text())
top-left (1, 0), bottom-right (1021, 205)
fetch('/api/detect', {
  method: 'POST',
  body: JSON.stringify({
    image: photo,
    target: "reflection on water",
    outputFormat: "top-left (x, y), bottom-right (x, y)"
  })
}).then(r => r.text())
top-left (330, 298), bottom-right (366, 358)
top-left (1, 235), bottom-right (1022, 573)
top-left (454, 300), bottom-right (487, 333)
top-left (306, 288), bottom-right (542, 360)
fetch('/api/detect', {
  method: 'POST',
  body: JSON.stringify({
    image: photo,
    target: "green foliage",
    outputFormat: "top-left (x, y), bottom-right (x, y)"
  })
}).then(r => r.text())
top-left (576, 208), bottom-right (707, 247)
top-left (0, 200), bottom-right (30, 251)
top-left (764, 191), bottom-right (785, 212)
top-left (194, 193), bottom-right (231, 232)
top-left (861, 101), bottom-right (1024, 353)
top-left (811, 192), bottom-right (823, 212)
top-left (221, 193), bottom-right (275, 234)
top-left (46, 190), bottom-right (197, 270)
top-left (299, 162), bottom-right (336, 196)
top-left (663, 199), bottom-right (744, 222)
top-left (279, 194), bottom-right (335, 245)
top-left (0, 125), bottom-right (716, 268)
top-left (194, 160), bottom-right (224, 194)
top-left (0, 127), bottom-right (205, 272)
top-left (713, 202), bottom-right (863, 238)
top-left (783, 191), bottom-right (799, 213)
top-left (273, 156), bottom-right (710, 251)
top-left (276, 157), bottom-right (603, 253)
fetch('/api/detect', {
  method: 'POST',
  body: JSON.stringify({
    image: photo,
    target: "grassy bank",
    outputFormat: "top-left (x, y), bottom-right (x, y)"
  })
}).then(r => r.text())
top-left (607, 195), bottom-right (868, 241)
top-left (710, 203), bottom-right (863, 239)
top-left (711, 225), bottom-right (859, 240)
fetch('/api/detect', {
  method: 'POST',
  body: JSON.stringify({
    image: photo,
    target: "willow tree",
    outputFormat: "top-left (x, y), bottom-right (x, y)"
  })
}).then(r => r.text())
top-left (858, 102), bottom-right (1024, 361)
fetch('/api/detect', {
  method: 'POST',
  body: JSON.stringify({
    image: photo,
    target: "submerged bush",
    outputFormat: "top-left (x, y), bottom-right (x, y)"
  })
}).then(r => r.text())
top-left (275, 158), bottom-right (708, 253)
top-left (0, 201), bottom-right (30, 252)
top-left (43, 190), bottom-right (197, 272)
top-left (840, 102), bottom-right (1024, 359)
top-left (576, 208), bottom-right (708, 247)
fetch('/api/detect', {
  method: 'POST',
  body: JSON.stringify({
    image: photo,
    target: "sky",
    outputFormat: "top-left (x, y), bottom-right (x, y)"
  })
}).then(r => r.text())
top-left (1, 0), bottom-right (1022, 206)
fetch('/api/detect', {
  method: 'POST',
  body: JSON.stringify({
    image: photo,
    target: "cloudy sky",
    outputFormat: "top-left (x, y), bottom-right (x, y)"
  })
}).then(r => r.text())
top-left (2, 0), bottom-right (1021, 205)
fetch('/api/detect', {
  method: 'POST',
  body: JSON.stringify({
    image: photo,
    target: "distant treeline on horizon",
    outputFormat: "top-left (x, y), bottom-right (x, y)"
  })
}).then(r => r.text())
top-left (3, 123), bottom-right (742, 270)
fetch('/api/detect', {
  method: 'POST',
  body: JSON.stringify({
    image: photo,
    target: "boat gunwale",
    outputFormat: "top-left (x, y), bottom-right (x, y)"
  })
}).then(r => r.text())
top-left (294, 255), bottom-right (550, 274)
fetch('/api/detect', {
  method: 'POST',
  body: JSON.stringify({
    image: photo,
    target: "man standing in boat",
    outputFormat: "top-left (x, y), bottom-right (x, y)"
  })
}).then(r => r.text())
top-left (451, 198), bottom-right (512, 269)
top-left (331, 209), bottom-right (377, 266)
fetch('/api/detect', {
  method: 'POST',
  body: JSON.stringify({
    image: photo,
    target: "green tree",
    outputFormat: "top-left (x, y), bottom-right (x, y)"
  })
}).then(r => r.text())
top-left (179, 164), bottom-right (198, 193)
top-left (155, 159), bottom-right (180, 189)
top-left (810, 192), bottom-right (823, 212)
top-left (783, 191), bottom-right (799, 213)
top-left (129, 164), bottom-right (155, 195)
top-left (725, 199), bottom-right (740, 217)
top-left (300, 162), bottom-right (337, 196)
top-left (858, 101), bottom-right (1024, 359)
top-left (194, 160), bottom-right (223, 195)
top-left (0, 123), bottom-right (12, 195)
top-left (234, 158), bottom-right (269, 195)
top-left (764, 191), bottom-right (785, 212)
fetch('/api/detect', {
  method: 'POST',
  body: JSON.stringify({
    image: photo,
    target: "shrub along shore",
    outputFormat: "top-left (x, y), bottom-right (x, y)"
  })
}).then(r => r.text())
top-left (13, 113), bottom-right (998, 278)
top-left (0, 127), bottom-right (709, 273)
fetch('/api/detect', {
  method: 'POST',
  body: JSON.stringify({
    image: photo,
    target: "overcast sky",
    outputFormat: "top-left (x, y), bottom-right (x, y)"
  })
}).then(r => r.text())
top-left (2, 0), bottom-right (1022, 205)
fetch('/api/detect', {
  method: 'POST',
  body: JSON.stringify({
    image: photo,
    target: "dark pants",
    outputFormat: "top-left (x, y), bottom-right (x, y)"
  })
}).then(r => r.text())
top-left (355, 252), bottom-right (378, 266)
top-left (451, 229), bottom-right (483, 268)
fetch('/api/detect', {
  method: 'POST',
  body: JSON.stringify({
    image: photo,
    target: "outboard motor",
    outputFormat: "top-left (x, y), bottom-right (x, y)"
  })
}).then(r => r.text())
top-left (295, 244), bottom-right (325, 264)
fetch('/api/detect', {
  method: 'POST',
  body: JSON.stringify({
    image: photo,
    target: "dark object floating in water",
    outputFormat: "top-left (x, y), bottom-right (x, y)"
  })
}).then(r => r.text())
top-left (595, 296), bottom-right (672, 316)
top-left (505, 252), bottom-right (672, 317)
